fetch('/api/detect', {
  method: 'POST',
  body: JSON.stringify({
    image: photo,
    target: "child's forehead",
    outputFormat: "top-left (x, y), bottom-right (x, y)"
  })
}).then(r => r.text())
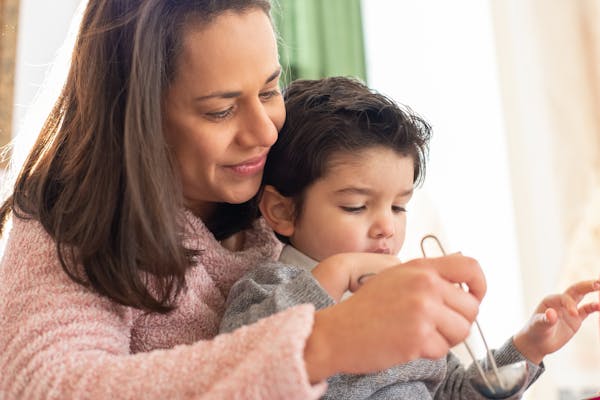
top-left (325, 146), bottom-right (414, 170)
top-left (317, 147), bottom-right (416, 193)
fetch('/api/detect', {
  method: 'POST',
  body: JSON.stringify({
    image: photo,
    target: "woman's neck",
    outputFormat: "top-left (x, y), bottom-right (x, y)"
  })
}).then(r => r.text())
top-left (185, 200), bottom-right (247, 250)
top-left (185, 199), bottom-right (216, 222)
top-left (220, 231), bottom-right (246, 251)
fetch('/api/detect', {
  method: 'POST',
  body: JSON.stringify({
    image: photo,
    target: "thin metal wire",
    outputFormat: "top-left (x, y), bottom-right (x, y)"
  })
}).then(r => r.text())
top-left (420, 234), bottom-right (506, 394)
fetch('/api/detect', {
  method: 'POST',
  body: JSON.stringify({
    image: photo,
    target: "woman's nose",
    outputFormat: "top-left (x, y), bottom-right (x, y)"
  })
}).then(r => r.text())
top-left (237, 100), bottom-right (278, 148)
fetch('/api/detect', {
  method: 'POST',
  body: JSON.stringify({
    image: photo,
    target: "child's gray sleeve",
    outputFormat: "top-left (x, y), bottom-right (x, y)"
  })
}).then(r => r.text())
top-left (434, 338), bottom-right (545, 399)
top-left (219, 262), bottom-right (335, 333)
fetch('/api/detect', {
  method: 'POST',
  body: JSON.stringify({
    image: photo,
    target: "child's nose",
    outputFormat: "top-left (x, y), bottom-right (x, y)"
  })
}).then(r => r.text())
top-left (369, 213), bottom-right (395, 238)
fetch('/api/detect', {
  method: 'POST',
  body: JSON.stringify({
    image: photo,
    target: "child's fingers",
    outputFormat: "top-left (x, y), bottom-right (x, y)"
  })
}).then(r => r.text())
top-left (544, 308), bottom-right (558, 325)
top-left (578, 302), bottom-right (600, 319)
top-left (531, 309), bottom-right (557, 328)
top-left (564, 280), bottom-right (600, 303)
top-left (544, 293), bottom-right (579, 317)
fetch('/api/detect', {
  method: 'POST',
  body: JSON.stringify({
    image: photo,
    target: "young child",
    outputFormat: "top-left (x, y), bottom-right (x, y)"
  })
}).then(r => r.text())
top-left (220, 76), bottom-right (600, 399)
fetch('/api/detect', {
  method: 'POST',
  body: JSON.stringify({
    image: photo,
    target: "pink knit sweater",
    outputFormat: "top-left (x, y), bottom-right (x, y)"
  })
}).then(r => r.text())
top-left (0, 212), bottom-right (326, 399)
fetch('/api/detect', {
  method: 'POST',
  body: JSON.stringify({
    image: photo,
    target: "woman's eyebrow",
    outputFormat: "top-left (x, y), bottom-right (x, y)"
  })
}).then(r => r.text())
top-left (194, 67), bottom-right (281, 102)
top-left (265, 67), bottom-right (281, 84)
top-left (194, 91), bottom-right (241, 101)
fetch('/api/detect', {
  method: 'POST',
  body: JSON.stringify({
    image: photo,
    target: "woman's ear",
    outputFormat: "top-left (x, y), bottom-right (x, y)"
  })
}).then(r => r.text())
top-left (259, 185), bottom-right (295, 238)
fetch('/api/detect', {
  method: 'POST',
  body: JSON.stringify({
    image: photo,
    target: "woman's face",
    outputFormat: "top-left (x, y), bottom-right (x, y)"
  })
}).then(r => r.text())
top-left (163, 9), bottom-right (284, 218)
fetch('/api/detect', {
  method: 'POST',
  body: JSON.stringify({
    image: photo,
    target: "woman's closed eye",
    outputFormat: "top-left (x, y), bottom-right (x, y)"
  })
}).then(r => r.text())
top-left (205, 106), bottom-right (235, 121)
top-left (204, 90), bottom-right (279, 121)
top-left (392, 205), bottom-right (407, 213)
top-left (259, 89), bottom-right (281, 101)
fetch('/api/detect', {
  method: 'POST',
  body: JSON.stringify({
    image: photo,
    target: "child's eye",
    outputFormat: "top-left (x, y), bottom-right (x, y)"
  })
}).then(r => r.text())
top-left (206, 107), bottom-right (234, 121)
top-left (259, 89), bottom-right (280, 101)
top-left (392, 205), bottom-right (407, 213)
top-left (340, 206), bottom-right (366, 213)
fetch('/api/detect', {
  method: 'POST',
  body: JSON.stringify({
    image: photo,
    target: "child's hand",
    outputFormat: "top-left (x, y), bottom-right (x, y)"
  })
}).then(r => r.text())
top-left (513, 279), bottom-right (600, 364)
top-left (347, 253), bottom-right (402, 293)
top-left (312, 253), bottom-right (401, 302)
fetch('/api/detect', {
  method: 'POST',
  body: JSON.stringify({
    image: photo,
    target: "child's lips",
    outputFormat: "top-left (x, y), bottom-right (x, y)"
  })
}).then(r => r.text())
top-left (369, 248), bottom-right (391, 254)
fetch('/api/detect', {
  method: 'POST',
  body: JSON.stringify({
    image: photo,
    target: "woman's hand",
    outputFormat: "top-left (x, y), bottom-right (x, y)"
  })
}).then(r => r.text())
top-left (304, 254), bottom-right (486, 382)
top-left (513, 279), bottom-right (600, 365)
top-left (311, 253), bottom-right (403, 302)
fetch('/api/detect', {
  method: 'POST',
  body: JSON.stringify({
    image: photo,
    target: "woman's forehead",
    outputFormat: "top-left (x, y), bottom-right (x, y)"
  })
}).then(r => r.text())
top-left (173, 9), bottom-right (278, 91)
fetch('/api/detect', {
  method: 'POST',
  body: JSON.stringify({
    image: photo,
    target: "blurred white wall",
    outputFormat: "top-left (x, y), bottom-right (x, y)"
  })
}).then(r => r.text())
top-left (2, 0), bottom-right (81, 254)
top-left (362, 1), bottom-right (599, 399)
top-left (492, 0), bottom-right (600, 397)
top-left (11, 0), bottom-right (81, 170)
top-left (362, 0), bottom-right (525, 353)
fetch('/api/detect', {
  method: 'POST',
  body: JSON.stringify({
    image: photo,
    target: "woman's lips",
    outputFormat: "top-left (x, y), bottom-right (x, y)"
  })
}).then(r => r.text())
top-left (226, 154), bottom-right (267, 176)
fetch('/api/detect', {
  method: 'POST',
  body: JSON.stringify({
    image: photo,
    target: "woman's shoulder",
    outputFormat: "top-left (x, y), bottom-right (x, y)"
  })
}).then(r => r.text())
top-left (0, 213), bottom-right (134, 316)
top-left (0, 214), bottom-right (71, 295)
top-left (1, 213), bottom-right (56, 263)
top-left (0, 214), bottom-right (95, 297)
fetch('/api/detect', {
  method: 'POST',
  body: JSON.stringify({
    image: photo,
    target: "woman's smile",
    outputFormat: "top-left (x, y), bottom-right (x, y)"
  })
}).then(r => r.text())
top-left (225, 152), bottom-right (268, 177)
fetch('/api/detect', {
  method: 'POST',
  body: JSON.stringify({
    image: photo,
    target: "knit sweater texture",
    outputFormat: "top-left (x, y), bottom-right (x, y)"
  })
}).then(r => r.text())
top-left (221, 245), bottom-right (544, 399)
top-left (0, 213), bottom-right (326, 399)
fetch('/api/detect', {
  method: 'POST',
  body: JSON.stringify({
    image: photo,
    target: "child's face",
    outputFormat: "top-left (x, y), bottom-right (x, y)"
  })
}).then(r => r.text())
top-left (290, 147), bottom-right (414, 261)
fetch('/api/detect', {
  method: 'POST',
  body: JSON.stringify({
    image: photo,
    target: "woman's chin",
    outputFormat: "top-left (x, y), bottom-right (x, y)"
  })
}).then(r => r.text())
top-left (222, 185), bottom-right (261, 205)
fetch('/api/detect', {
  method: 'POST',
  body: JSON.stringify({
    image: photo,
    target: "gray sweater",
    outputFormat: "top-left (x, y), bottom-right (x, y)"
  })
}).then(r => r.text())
top-left (220, 246), bottom-right (544, 399)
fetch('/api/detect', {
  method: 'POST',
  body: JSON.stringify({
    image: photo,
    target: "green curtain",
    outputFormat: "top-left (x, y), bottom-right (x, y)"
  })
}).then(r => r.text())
top-left (273, 0), bottom-right (367, 87)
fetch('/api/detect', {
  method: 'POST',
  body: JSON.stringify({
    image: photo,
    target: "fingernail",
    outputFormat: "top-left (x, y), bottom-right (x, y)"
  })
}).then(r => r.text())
top-left (357, 273), bottom-right (376, 285)
top-left (594, 281), bottom-right (600, 290)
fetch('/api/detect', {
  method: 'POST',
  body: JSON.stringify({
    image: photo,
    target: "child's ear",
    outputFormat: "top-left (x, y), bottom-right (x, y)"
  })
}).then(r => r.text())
top-left (259, 185), bottom-right (295, 238)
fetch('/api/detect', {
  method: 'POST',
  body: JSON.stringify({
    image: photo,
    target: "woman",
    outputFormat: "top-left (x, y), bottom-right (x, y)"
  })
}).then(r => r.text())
top-left (0, 1), bottom-right (485, 398)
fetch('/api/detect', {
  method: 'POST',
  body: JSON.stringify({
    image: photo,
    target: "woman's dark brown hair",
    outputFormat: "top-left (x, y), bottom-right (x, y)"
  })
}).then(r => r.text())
top-left (0, 0), bottom-right (271, 313)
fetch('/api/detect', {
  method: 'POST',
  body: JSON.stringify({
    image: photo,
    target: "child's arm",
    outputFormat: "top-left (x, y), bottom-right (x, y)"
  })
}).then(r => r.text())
top-left (220, 262), bottom-right (336, 334)
top-left (311, 253), bottom-right (402, 302)
top-left (513, 279), bottom-right (600, 364)
top-left (220, 254), bottom-right (402, 334)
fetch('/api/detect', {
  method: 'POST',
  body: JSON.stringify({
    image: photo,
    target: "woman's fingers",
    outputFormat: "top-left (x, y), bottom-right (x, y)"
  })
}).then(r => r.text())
top-left (430, 289), bottom-right (476, 350)
top-left (412, 255), bottom-right (485, 348)
top-left (419, 329), bottom-right (456, 361)
top-left (425, 254), bottom-right (487, 301)
top-left (376, 255), bottom-right (485, 352)
top-left (307, 254), bottom-right (486, 377)
top-left (438, 280), bottom-right (481, 324)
